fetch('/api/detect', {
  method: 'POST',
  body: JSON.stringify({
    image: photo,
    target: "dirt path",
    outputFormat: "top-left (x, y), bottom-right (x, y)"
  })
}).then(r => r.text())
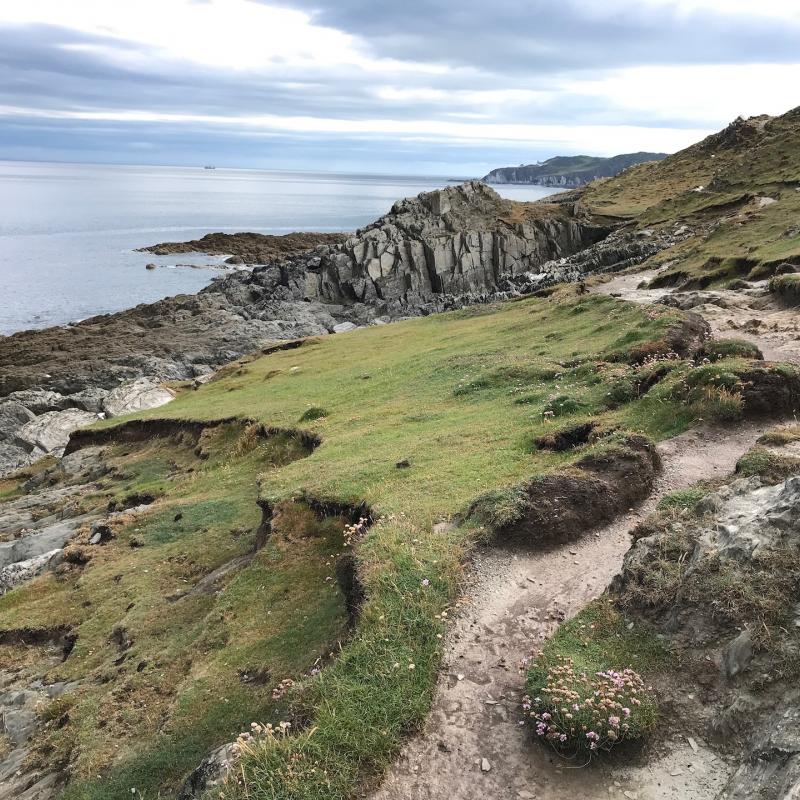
top-left (372, 276), bottom-right (800, 800)
top-left (597, 269), bottom-right (800, 365)
top-left (372, 423), bottom-right (773, 800)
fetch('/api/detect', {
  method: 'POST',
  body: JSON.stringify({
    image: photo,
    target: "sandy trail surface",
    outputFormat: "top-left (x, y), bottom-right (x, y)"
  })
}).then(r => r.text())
top-left (599, 269), bottom-right (800, 365)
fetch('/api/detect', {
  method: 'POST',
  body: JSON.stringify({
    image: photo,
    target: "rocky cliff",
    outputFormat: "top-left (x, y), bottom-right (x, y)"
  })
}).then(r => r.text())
top-left (303, 180), bottom-right (608, 310)
top-left (483, 152), bottom-right (668, 187)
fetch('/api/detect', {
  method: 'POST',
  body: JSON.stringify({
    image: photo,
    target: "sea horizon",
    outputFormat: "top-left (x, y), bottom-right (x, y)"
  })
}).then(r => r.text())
top-left (0, 160), bottom-right (559, 336)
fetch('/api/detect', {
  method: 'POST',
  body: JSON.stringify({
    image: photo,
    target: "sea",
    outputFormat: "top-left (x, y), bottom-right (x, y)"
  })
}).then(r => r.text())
top-left (0, 161), bottom-right (560, 335)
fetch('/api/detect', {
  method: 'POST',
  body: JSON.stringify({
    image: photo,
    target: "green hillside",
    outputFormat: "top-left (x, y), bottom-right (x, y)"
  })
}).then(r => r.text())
top-left (483, 152), bottom-right (667, 186)
top-left (580, 108), bottom-right (800, 286)
top-left (1, 291), bottom-right (744, 799)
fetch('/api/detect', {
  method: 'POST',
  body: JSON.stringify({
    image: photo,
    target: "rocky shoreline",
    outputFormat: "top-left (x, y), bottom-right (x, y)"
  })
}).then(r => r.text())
top-left (138, 230), bottom-right (348, 264)
top-left (0, 181), bottom-right (685, 475)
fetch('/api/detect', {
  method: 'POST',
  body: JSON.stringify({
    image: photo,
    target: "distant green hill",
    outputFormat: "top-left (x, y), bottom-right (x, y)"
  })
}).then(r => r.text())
top-left (483, 151), bottom-right (668, 187)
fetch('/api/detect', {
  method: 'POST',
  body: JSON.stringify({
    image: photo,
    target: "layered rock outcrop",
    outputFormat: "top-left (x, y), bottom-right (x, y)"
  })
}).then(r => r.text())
top-left (302, 181), bottom-right (608, 310)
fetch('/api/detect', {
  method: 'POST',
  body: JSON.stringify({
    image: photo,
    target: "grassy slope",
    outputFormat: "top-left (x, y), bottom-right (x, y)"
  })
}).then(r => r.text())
top-left (0, 427), bottom-right (351, 798)
top-left (4, 290), bottom-right (774, 797)
top-left (580, 108), bottom-right (800, 286)
top-left (125, 295), bottom-right (692, 519)
top-left (37, 292), bottom-right (722, 799)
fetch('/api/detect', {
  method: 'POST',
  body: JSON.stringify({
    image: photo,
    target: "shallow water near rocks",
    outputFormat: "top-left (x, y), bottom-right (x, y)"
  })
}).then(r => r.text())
top-left (0, 161), bottom-right (558, 334)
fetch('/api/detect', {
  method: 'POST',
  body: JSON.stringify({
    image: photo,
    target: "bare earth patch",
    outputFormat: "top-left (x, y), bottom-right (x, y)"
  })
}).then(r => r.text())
top-left (595, 270), bottom-right (800, 366)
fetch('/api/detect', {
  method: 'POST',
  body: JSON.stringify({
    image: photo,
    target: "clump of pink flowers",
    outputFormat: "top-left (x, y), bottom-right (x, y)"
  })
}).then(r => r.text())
top-left (343, 516), bottom-right (369, 547)
top-left (271, 678), bottom-right (295, 700)
top-left (524, 657), bottom-right (656, 754)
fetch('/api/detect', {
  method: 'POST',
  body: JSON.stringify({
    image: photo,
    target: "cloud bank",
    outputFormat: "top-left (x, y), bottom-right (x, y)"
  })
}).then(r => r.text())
top-left (0, 0), bottom-right (798, 173)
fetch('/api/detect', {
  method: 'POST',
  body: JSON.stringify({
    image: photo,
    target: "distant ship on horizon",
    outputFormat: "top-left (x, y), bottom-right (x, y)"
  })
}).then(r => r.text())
top-left (203, 165), bottom-right (216, 170)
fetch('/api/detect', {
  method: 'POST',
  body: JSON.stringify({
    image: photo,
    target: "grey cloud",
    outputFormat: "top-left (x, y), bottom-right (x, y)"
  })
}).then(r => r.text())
top-left (0, 115), bottom-right (545, 177)
top-left (0, 23), bottom-right (711, 131)
top-left (278, 0), bottom-right (800, 72)
top-left (0, 2), bottom-right (798, 172)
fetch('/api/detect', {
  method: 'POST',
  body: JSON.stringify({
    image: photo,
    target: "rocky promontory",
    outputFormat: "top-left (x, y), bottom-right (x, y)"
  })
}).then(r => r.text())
top-left (139, 231), bottom-right (347, 264)
top-left (0, 181), bottom-right (684, 475)
top-left (483, 152), bottom-right (668, 187)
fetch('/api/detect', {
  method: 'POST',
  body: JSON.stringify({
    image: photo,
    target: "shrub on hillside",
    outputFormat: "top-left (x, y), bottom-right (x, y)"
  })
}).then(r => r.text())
top-left (735, 446), bottom-right (800, 484)
top-left (701, 338), bottom-right (763, 362)
top-left (542, 395), bottom-right (584, 417)
top-left (770, 273), bottom-right (800, 304)
top-left (524, 657), bottom-right (657, 754)
top-left (298, 406), bottom-right (328, 422)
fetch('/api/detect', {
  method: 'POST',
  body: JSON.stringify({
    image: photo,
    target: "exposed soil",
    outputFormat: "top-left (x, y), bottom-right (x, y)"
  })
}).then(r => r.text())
top-left (596, 269), bottom-right (800, 366)
top-left (496, 436), bottom-right (659, 545)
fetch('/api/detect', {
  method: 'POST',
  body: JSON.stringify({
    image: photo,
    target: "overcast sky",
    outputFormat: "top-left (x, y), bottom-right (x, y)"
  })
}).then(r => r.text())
top-left (1, 0), bottom-right (798, 175)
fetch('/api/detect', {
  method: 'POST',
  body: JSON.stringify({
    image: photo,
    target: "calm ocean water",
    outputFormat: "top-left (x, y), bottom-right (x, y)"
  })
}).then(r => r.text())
top-left (0, 161), bottom-right (559, 335)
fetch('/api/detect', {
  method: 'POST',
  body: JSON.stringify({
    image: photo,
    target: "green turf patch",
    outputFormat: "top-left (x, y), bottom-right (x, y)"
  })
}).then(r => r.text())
top-left (701, 338), bottom-right (763, 362)
top-left (735, 446), bottom-right (800, 484)
top-left (656, 486), bottom-right (710, 511)
top-left (770, 272), bottom-right (800, 304)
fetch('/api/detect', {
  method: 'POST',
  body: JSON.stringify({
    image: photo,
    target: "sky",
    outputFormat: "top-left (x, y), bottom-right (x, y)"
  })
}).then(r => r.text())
top-left (0, 0), bottom-right (798, 176)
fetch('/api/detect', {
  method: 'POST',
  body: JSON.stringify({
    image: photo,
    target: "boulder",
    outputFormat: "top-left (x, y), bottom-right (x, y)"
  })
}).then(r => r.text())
top-left (66, 387), bottom-right (108, 413)
top-left (0, 401), bottom-right (35, 442)
top-left (15, 409), bottom-right (98, 456)
top-left (0, 518), bottom-right (86, 570)
top-left (332, 321), bottom-right (358, 333)
top-left (102, 378), bottom-right (174, 418)
top-left (6, 390), bottom-right (69, 414)
top-left (88, 522), bottom-right (112, 545)
top-left (178, 742), bottom-right (239, 799)
top-left (0, 549), bottom-right (62, 595)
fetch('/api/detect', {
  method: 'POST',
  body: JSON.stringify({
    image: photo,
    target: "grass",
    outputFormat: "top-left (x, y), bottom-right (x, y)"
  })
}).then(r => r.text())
top-left (577, 107), bottom-right (800, 287)
top-left (0, 292), bottom-right (778, 799)
top-left (758, 423), bottom-right (800, 446)
top-left (656, 486), bottom-right (710, 511)
top-left (1, 425), bottom-right (351, 798)
top-left (526, 598), bottom-right (672, 684)
top-left (735, 446), bottom-right (800, 484)
top-left (701, 338), bottom-right (762, 362)
top-left (770, 273), bottom-right (800, 304)
top-left (298, 406), bottom-right (328, 423)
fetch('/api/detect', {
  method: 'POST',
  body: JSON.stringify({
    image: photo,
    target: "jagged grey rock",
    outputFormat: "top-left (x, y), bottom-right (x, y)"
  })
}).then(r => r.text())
top-left (5, 390), bottom-right (69, 415)
top-left (0, 549), bottom-right (62, 595)
top-left (620, 475), bottom-right (800, 800)
top-left (0, 401), bottom-right (35, 442)
top-left (66, 387), bottom-right (108, 413)
top-left (0, 517), bottom-right (90, 570)
top-left (178, 742), bottom-right (240, 799)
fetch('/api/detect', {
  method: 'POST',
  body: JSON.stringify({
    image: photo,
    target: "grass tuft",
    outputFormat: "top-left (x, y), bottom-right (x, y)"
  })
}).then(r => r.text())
top-left (298, 407), bottom-right (329, 423)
